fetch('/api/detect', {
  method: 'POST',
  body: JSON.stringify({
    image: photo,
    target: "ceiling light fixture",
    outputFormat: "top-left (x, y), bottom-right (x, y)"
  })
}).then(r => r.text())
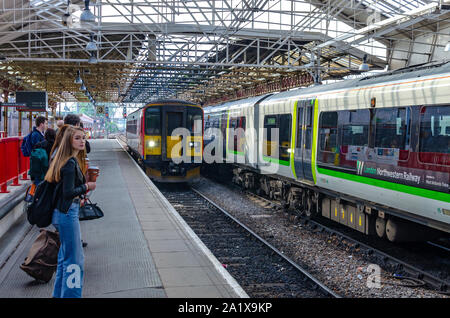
top-left (74, 70), bottom-right (82, 84)
top-left (80, 0), bottom-right (96, 23)
top-left (88, 52), bottom-right (97, 64)
top-left (86, 33), bottom-right (97, 52)
top-left (359, 54), bottom-right (370, 72)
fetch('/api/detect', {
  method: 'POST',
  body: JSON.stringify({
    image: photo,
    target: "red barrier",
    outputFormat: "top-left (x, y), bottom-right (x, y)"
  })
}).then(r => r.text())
top-left (18, 136), bottom-right (30, 181)
top-left (0, 137), bottom-right (29, 193)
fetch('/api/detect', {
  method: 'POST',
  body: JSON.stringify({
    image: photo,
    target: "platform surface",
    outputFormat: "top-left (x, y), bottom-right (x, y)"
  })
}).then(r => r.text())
top-left (0, 139), bottom-right (246, 298)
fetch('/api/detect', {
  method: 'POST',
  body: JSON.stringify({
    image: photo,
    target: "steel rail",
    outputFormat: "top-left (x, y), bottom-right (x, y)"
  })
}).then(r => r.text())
top-left (238, 186), bottom-right (450, 294)
top-left (190, 186), bottom-right (341, 298)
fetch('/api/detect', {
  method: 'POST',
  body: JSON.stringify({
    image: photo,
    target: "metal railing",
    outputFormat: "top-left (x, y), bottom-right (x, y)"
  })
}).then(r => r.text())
top-left (0, 136), bottom-right (30, 193)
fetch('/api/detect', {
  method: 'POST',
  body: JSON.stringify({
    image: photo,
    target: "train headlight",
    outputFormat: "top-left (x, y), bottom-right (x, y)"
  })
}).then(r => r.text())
top-left (148, 140), bottom-right (156, 147)
top-left (189, 141), bottom-right (200, 148)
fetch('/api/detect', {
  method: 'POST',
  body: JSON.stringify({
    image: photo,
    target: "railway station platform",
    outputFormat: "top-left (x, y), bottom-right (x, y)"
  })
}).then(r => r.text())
top-left (0, 139), bottom-right (247, 298)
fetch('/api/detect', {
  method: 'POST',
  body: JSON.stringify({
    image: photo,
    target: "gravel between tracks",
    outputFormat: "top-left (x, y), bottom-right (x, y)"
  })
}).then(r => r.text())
top-left (191, 177), bottom-right (449, 298)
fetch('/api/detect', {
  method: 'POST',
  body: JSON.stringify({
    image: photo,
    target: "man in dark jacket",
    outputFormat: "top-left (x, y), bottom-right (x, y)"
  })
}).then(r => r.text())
top-left (31, 116), bottom-right (47, 148)
top-left (29, 116), bottom-right (48, 185)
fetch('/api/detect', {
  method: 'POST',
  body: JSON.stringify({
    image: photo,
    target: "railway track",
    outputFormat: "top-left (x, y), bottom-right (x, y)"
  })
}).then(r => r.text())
top-left (156, 183), bottom-right (340, 298)
top-left (230, 184), bottom-right (450, 295)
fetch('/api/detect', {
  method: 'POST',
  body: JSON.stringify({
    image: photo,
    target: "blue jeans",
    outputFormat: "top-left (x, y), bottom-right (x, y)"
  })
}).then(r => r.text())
top-left (51, 202), bottom-right (84, 298)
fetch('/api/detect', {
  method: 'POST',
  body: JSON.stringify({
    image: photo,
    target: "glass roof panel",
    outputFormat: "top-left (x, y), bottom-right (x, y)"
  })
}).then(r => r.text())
top-left (359, 0), bottom-right (430, 17)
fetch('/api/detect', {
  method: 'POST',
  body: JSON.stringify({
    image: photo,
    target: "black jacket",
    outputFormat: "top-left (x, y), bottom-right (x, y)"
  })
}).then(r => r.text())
top-left (55, 157), bottom-right (87, 213)
top-left (34, 139), bottom-right (55, 159)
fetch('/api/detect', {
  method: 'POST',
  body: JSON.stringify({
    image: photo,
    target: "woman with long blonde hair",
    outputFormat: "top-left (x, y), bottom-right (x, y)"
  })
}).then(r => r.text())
top-left (45, 126), bottom-right (96, 298)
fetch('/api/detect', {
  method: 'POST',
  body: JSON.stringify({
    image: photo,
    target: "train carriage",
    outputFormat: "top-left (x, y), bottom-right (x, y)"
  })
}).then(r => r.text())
top-left (204, 61), bottom-right (450, 242)
top-left (126, 99), bottom-right (203, 182)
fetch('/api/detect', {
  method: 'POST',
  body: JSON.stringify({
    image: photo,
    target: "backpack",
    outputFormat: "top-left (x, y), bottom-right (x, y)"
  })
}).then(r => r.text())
top-left (30, 148), bottom-right (49, 180)
top-left (20, 229), bottom-right (60, 283)
top-left (26, 181), bottom-right (60, 228)
top-left (21, 132), bottom-right (34, 157)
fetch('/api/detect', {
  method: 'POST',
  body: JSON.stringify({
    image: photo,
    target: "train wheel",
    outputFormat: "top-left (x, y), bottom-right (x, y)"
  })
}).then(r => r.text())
top-left (375, 217), bottom-right (386, 239)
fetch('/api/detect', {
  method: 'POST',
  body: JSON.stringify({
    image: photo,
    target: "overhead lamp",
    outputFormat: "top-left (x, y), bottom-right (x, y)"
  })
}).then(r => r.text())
top-left (359, 54), bottom-right (370, 72)
top-left (74, 70), bottom-right (82, 84)
top-left (86, 33), bottom-right (97, 52)
top-left (445, 41), bottom-right (450, 52)
top-left (88, 52), bottom-right (97, 64)
top-left (80, 83), bottom-right (86, 91)
top-left (80, 0), bottom-right (96, 23)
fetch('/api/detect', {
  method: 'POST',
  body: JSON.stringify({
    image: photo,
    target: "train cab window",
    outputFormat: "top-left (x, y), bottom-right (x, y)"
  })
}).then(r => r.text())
top-left (318, 112), bottom-right (338, 165)
top-left (145, 107), bottom-right (161, 135)
top-left (374, 107), bottom-right (410, 161)
top-left (419, 106), bottom-right (450, 166)
top-left (187, 107), bottom-right (203, 134)
top-left (167, 112), bottom-right (183, 136)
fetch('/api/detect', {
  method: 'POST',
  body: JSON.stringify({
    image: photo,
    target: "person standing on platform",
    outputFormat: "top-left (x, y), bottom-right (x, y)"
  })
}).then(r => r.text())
top-left (35, 128), bottom-right (56, 159)
top-left (54, 114), bottom-right (91, 248)
top-left (63, 114), bottom-right (90, 154)
top-left (29, 128), bottom-right (56, 185)
top-left (45, 126), bottom-right (96, 298)
top-left (24, 116), bottom-right (48, 185)
top-left (55, 119), bottom-right (64, 134)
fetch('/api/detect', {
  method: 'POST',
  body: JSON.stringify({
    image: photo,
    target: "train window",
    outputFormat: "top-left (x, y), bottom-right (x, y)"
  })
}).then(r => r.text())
top-left (264, 115), bottom-right (277, 142)
top-left (296, 107), bottom-right (303, 148)
top-left (212, 116), bottom-right (220, 129)
top-left (318, 112), bottom-right (338, 165)
top-left (229, 116), bottom-right (246, 153)
top-left (374, 108), bottom-right (409, 150)
top-left (319, 112), bottom-right (338, 152)
top-left (279, 114), bottom-right (292, 161)
top-left (263, 114), bottom-right (291, 161)
top-left (340, 110), bottom-right (370, 150)
top-left (304, 106), bottom-right (313, 150)
top-left (145, 107), bottom-right (161, 135)
top-left (419, 106), bottom-right (450, 166)
top-left (187, 107), bottom-right (202, 134)
top-left (167, 112), bottom-right (183, 136)
top-left (126, 119), bottom-right (137, 134)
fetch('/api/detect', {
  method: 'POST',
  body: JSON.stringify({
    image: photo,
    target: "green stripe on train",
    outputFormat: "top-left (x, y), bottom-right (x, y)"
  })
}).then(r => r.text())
top-left (263, 156), bottom-right (290, 166)
top-left (317, 167), bottom-right (450, 203)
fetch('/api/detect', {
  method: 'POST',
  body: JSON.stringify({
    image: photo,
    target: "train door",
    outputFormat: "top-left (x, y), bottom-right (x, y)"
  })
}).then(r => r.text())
top-left (294, 99), bottom-right (315, 182)
top-left (162, 107), bottom-right (185, 160)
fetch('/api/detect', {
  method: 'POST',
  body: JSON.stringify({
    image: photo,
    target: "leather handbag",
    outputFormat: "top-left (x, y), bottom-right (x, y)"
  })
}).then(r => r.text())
top-left (79, 198), bottom-right (104, 221)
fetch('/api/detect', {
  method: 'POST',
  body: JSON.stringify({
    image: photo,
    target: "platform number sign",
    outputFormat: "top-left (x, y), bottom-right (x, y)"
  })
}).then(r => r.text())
top-left (96, 106), bottom-right (104, 114)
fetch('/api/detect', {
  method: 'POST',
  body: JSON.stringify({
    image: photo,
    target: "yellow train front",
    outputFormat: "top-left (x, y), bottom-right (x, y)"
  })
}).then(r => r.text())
top-left (126, 100), bottom-right (203, 182)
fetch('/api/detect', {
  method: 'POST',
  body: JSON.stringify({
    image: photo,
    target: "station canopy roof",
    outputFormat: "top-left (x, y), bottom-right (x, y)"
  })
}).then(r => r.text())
top-left (0, 0), bottom-right (448, 106)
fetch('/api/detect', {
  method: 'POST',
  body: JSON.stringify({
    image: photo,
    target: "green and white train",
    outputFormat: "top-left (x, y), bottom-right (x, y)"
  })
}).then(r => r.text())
top-left (203, 61), bottom-right (450, 242)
